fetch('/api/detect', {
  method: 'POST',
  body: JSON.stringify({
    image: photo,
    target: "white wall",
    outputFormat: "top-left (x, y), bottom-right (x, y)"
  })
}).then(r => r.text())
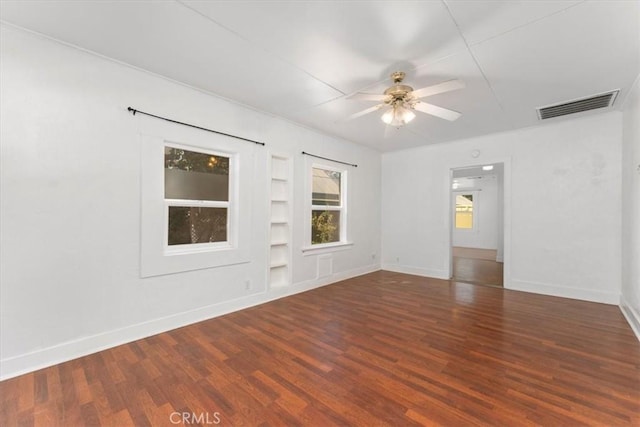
top-left (382, 112), bottom-right (622, 304)
top-left (621, 74), bottom-right (640, 340)
top-left (0, 25), bottom-right (381, 379)
top-left (452, 175), bottom-right (499, 250)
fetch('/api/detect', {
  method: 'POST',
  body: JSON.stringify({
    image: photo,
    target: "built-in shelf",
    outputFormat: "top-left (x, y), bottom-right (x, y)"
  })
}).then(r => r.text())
top-left (270, 261), bottom-right (288, 268)
top-left (269, 265), bottom-right (289, 288)
top-left (268, 154), bottom-right (292, 289)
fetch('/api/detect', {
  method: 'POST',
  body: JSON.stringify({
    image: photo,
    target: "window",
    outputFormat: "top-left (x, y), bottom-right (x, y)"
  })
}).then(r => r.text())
top-left (311, 166), bottom-right (346, 245)
top-left (455, 193), bottom-right (474, 229)
top-left (164, 146), bottom-right (229, 248)
top-left (140, 122), bottom-right (252, 278)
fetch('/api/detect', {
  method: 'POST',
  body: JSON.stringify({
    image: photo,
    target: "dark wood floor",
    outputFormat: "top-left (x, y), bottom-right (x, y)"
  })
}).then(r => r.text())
top-left (452, 247), bottom-right (504, 287)
top-left (1, 271), bottom-right (639, 426)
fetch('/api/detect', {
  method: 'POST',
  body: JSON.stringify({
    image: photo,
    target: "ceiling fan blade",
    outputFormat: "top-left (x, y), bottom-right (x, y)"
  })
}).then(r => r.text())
top-left (342, 104), bottom-right (385, 121)
top-left (410, 79), bottom-right (465, 99)
top-left (413, 102), bottom-right (462, 121)
top-left (346, 93), bottom-right (388, 102)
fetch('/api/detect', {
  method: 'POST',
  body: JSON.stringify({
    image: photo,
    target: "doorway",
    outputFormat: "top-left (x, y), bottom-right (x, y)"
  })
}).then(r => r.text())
top-left (450, 163), bottom-right (504, 287)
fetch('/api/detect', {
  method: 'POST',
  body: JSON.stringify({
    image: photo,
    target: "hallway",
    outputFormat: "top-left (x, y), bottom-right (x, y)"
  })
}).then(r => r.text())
top-left (452, 247), bottom-right (503, 287)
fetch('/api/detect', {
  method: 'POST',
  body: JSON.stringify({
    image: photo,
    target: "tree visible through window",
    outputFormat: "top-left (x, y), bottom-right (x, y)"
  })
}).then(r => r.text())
top-left (455, 193), bottom-right (474, 229)
top-left (311, 167), bottom-right (343, 244)
top-left (164, 146), bottom-right (230, 246)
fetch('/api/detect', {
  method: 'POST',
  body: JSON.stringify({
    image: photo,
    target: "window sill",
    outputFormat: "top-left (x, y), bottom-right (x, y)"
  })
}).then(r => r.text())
top-left (164, 242), bottom-right (233, 256)
top-left (301, 241), bottom-right (353, 256)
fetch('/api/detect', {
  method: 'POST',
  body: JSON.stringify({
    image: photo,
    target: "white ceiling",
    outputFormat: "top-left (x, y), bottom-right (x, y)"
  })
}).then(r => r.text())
top-left (1, 0), bottom-right (638, 152)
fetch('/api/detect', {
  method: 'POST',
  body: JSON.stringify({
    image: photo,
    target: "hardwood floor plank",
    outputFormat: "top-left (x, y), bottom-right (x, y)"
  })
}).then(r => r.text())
top-left (405, 407), bottom-right (477, 427)
top-left (251, 370), bottom-right (307, 414)
top-left (1, 271), bottom-right (639, 426)
top-left (32, 401), bottom-right (61, 427)
top-left (16, 374), bottom-right (34, 413)
top-left (72, 368), bottom-right (92, 406)
top-left (80, 402), bottom-right (101, 426)
top-left (108, 409), bottom-right (136, 426)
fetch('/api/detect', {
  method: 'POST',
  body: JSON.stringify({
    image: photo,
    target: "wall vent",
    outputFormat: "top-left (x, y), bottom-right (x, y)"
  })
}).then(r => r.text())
top-left (537, 90), bottom-right (619, 120)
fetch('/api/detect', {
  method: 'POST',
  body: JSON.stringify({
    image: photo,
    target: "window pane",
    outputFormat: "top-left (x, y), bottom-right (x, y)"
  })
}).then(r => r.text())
top-left (168, 206), bottom-right (227, 245)
top-left (312, 168), bottom-right (341, 206)
top-left (165, 147), bottom-right (229, 201)
top-left (455, 194), bottom-right (473, 229)
top-left (311, 210), bottom-right (340, 244)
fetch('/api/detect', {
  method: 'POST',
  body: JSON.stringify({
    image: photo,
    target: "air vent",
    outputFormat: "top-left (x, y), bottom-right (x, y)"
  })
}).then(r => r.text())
top-left (537, 90), bottom-right (619, 120)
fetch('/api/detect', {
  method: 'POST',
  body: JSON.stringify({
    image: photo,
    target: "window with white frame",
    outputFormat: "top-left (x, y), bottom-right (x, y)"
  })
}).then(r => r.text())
top-left (164, 145), bottom-right (230, 250)
top-left (455, 193), bottom-right (473, 229)
top-left (454, 191), bottom-right (478, 231)
top-left (310, 165), bottom-right (346, 245)
top-left (140, 123), bottom-right (252, 278)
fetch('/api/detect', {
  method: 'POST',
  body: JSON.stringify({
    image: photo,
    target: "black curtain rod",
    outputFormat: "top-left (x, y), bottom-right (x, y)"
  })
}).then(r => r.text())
top-left (127, 107), bottom-right (265, 146)
top-left (302, 151), bottom-right (358, 167)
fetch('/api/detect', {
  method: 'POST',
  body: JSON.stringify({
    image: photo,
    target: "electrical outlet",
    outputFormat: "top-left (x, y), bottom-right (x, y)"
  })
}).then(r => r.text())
top-left (245, 280), bottom-right (251, 290)
top-left (396, 257), bottom-right (400, 263)
top-left (371, 253), bottom-right (376, 260)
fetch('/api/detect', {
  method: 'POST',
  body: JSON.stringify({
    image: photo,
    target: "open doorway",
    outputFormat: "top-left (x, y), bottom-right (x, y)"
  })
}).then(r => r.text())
top-left (450, 163), bottom-right (504, 287)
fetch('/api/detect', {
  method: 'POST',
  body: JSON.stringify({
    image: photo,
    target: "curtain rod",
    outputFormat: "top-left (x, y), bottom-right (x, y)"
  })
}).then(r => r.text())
top-left (301, 151), bottom-right (358, 168)
top-left (127, 107), bottom-right (265, 146)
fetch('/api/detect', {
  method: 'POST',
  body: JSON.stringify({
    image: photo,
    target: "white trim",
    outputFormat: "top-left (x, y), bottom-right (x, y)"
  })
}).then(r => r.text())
top-left (620, 296), bottom-right (640, 342)
top-left (510, 279), bottom-right (619, 305)
top-left (302, 241), bottom-right (354, 255)
top-left (381, 264), bottom-right (449, 280)
top-left (0, 264), bottom-right (381, 381)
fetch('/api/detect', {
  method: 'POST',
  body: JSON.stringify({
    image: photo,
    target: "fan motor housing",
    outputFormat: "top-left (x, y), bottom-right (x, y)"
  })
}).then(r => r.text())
top-left (384, 84), bottom-right (414, 101)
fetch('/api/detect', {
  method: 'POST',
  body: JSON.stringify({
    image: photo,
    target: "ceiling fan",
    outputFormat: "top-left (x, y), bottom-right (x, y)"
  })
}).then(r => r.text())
top-left (346, 71), bottom-right (465, 127)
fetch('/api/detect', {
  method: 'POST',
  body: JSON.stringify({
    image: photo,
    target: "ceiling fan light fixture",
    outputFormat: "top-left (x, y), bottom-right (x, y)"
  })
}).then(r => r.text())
top-left (381, 102), bottom-right (415, 127)
top-left (347, 71), bottom-right (464, 126)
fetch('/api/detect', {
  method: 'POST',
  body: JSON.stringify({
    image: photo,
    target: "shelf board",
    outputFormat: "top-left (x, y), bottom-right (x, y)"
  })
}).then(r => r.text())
top-left (270, 240), bottom-right (288, 246)
top-left (270, 262), bottom-right (288, 268)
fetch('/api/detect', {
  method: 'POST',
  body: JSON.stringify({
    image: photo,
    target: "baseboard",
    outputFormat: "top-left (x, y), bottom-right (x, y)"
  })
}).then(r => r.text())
top-left (265, 264), bottom-right (380, 302)
top-left (290, 263), bottom-right (381, 294)
top-left (381, 264), bottom-right (449, 280)
top-left (508, 279), bottom-right (619, 305)
top-left (620, 296), bottom-right (640, 342)
top-left (0, 264), bottom-right (380, 381)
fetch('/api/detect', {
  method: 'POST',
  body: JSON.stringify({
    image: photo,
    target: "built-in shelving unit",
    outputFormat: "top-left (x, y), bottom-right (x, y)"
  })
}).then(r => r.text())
top-left (268, 154), bottom-right (292, 289)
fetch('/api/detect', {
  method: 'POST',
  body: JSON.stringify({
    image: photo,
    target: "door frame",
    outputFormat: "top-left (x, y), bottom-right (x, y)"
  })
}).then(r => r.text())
top-left (444, 157), bottom-right (512, 289)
